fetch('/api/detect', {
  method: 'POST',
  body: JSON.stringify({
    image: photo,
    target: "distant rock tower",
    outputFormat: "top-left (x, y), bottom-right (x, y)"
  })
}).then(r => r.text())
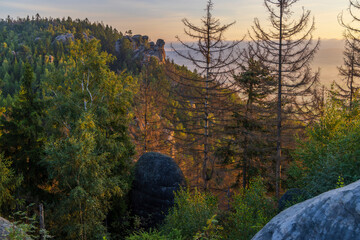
top-left (115, 35), bottom-right (166, 63)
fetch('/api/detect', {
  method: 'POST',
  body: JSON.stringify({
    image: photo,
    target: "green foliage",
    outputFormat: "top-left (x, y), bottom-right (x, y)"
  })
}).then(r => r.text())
top-left (193, 215), bottom-right (223, 240)
top-left (7, 205), bottom-right (52, 240)
top-left (0, 63), bottom-right (45, 201)
top-left (223, 177), bottom-right (275, 240)
top-left (43, 39), bottom-right (135, 239)
top-left (133, 181), bottom-right (274, 240)
top-left (289, 100), bottom-right (360, 196)
top-left (219, 58), bottom-right (276, 188)
top-left (336, 175), bottom-right (345, 188)
top-left (126, 229), bottom-right (183, 240)
top-left (161, 188), bottom-right (218, 240)
top-left (45, 113), bottom-right (110, 239)
top-left (0, 153), bottom-right (22, 212)
top-left (7, 213), bottom-right (36, 240)
top-left (0, 17), bottom-right (139, 239)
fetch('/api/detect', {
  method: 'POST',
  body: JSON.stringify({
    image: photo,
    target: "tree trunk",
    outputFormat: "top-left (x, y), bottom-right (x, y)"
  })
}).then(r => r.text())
top-left (276, 0), bottom-right (284, 200)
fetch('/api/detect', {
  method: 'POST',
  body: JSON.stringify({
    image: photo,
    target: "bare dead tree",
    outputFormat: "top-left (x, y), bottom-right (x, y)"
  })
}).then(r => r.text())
top-left (249, 0), bottom-right (320, 199)
top-left (333, 0), bottom-right (360, 110)
top-left (168, 0), bottom-right (242, 190)
top-left (130, 57), bottom-right (172, 159)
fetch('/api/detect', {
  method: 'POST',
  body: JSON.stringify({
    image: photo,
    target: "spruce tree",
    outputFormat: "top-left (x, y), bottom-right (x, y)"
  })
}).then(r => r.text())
top-left (0, 62), bottom-right (46, 201)
top-left (231, 58), bottom-right (276, 189)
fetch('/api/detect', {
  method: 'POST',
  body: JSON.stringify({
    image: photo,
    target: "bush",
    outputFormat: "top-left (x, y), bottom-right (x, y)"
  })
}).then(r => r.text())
top-left (160, 187), bottom-right (218, 239)
top-left (7, 205), bottom-right (52, 240)
top-left (223, 177), bottom-right (276, 240)
top-left (126, 229), bottom-right (168, 240)
top-left (0, 153), bottom-right (22, 213)
top-left (126, 229), bottom-right (183, 240)
top-left (289, 101), bottom-right (360, 196)
top-left (194, 214), bottom-right (223, 240)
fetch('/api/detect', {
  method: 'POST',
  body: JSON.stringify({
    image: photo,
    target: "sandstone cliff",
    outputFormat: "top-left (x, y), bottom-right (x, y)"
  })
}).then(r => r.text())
top-left (115, 34), bottom-right (166, 63)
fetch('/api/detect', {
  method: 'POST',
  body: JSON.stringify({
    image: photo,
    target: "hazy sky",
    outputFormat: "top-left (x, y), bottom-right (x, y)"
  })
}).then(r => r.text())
top-left (0, 0), bottom-right (350, 42)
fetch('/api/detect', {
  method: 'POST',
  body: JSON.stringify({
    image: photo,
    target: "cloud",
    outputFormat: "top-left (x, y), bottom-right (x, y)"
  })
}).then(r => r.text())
top-left (1, 1), bottom-right (77, 15)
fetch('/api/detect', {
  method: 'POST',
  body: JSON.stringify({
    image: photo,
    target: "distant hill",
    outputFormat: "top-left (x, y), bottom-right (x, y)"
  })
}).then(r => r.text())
top-left (166, 39), bottom-right (345, 89)
top-left (312, 39), bottom-right (345, 88)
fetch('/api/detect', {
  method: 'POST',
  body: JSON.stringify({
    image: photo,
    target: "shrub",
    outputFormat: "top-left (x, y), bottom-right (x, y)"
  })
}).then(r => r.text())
top-left (126, 229), bottom-right (168, 240)
top-left (0, 153), bottom-right (22, 213)
top-left (160, 187), bottom-right (218, 239)
top-left (126, 229), bottom-right (183, 240)
top-left (194, 214), bottom-right (223, 240)
top-left (289, 101), bottom-right (360, 196)
top-left (223, 177), bottom-right (276, 240)
top-left (7, 205), bottom-right (52, 240)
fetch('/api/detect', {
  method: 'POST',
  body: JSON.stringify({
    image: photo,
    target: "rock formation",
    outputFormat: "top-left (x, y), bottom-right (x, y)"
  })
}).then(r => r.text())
top-left (0, 217), bottom-right (12, 239)
top-left (54, 33), bottom-right (74, 42)
top-left (131, 152), bottom-right (185, 228)
top-left (252, 180), bottom-right (360, 240)
top-left (82, 32), bottom-right (95, 41)
top-left (115, 35), bottom-right (166, 63)
top-left (0, 216), bottom-right (30, 239)
top-left (53, 32), bottom-right (94, 43)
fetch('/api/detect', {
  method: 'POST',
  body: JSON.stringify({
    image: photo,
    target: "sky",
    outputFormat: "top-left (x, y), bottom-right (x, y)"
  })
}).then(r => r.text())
top-left (0, 0), bottom-right (350, 42)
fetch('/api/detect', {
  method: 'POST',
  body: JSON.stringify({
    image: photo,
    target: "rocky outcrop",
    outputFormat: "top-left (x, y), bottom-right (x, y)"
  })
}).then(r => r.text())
top-left (54, 33), bottom-right (74, 42)
top-left (115, 35), bottom-right (166, 63)
top-left (82, 32), bottom-right (95, 41)
top-left (53, 32), bottom-right (94, 43)
top-left (252, 180), bottom-right (360, 240)
top-left (131, 152), bottom-right (185, 228)
top-left (0, 216), bottom-right (30, 239)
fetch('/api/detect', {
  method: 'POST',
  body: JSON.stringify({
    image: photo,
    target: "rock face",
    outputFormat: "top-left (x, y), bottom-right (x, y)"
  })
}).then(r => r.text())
top-left (252, 180), bottom-right (360, 240)
top-left (53, 32), bottom-right (94, 43)
top-left (54, 33), bottom-right (74, 42)
top-left (131, 152), bottom-right (185, 228)
top-left (115, 35), bottom-right (166, 63)
top-left (0, 217), bottom-right (12, 239)
top-left (278, 188), bottom-right (309, 212)
top-left (82, 32), bottom-right (95, 41)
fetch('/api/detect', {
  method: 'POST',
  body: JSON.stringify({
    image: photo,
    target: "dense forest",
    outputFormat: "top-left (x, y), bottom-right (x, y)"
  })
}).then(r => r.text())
top-left (1, 0), bottom-right (360, 239)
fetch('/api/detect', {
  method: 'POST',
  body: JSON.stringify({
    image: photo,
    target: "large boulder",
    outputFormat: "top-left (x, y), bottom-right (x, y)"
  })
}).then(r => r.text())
top-left (131, 152), bottom-right (185, 228)
top-left (0, 217), bottom-right (12, 239)
top-left (0, 216), bottom-right (30, 239)
top-left (252, 180), bottom-right (360, 240)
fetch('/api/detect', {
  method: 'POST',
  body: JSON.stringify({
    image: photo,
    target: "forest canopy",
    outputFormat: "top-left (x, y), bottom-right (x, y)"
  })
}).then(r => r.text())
top-left (0, 0), bottom-right (360, 239)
